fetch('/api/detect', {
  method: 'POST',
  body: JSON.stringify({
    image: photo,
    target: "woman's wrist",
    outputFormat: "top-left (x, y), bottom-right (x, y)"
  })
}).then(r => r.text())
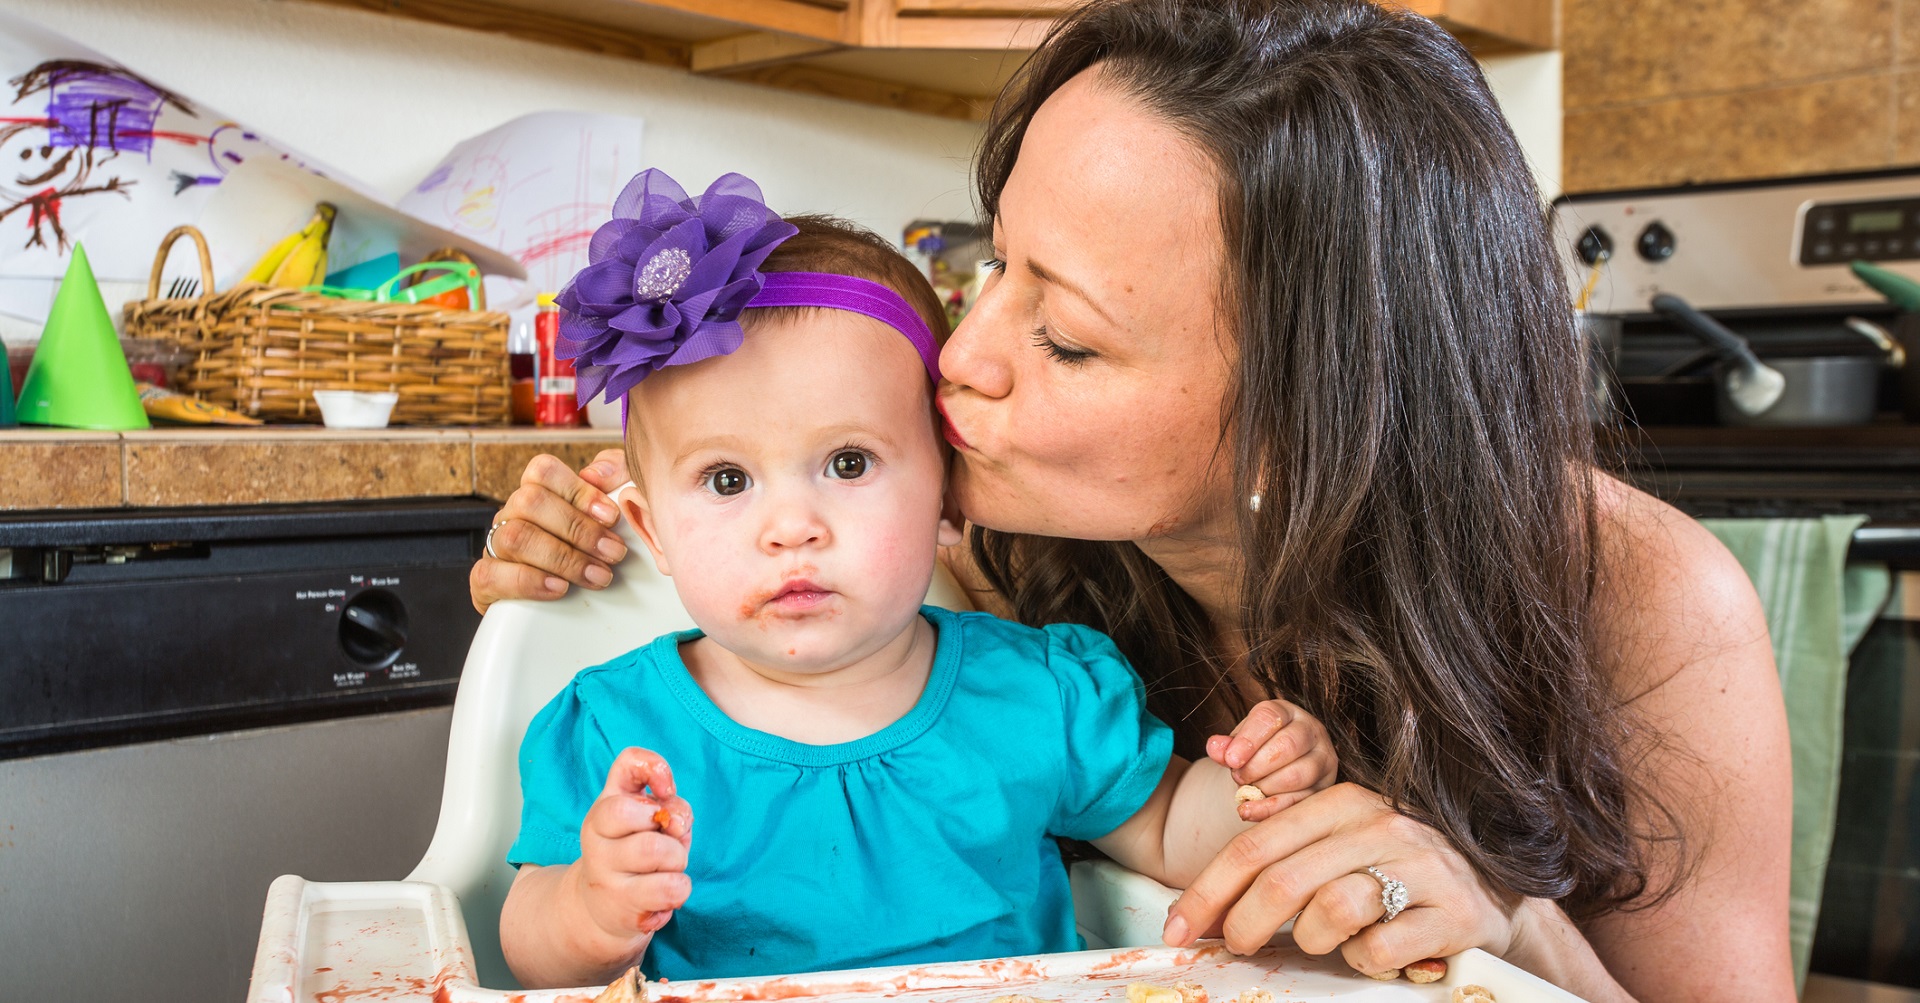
top-left (1501, 897), bottom-right (1633, 1003)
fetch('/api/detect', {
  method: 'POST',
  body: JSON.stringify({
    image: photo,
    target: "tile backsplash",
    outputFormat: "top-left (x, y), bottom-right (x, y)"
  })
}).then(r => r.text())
top-left (1565, 0), bottom-right (1920, 192)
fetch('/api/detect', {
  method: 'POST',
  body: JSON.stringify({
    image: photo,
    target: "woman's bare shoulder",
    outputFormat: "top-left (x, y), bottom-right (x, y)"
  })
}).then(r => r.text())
top-left (1588, 470), bottom-right (1772, 698)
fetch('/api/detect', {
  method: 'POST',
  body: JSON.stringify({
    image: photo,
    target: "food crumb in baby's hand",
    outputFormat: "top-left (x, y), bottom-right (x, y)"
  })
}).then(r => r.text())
top-left (1173, 981), bottom-right (1207, 1003)
top-left (1450, 985), bottom-right (1496, 1003)
top-left (1234, 785), bottom-right (1265, 805)
top-left (1235, 989), bottom-right (1272, 1003)
top-left (653, 808), bottom-right (672, 828)
top-left (1404, 959), bottom-right (1446, 984)
top-left (594, 966), bottom-right (647, 1003)
top-left (1126, 983), bottom-right (1184, 1003)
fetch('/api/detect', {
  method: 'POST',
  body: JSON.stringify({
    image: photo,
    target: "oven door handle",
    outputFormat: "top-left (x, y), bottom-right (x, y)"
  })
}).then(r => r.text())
top-left (1851, 525), bottom-right (1920, 564)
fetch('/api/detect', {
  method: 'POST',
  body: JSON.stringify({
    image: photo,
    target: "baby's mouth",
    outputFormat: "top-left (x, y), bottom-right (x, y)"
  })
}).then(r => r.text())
top-left (759, 578), bottom-right (836, 613)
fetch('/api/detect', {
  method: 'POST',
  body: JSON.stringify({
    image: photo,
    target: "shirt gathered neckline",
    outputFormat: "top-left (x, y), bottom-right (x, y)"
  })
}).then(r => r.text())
top-left (649, 605), bottom-right (962, 767)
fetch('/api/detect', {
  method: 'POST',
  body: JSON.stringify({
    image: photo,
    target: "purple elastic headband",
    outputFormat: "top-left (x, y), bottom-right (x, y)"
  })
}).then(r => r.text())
top-left (748, 271), bottom-right (942, 383)
top-left (554, 169), bottom-right (941, 418)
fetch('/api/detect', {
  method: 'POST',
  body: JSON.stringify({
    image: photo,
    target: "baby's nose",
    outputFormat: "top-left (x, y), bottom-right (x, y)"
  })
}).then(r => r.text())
top-left (758, 499), bottom-right (830, 553)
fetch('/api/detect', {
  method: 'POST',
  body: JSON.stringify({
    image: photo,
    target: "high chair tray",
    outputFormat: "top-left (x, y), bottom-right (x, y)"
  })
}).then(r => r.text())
top-left (251, 874), bottom-right (1585, 1003)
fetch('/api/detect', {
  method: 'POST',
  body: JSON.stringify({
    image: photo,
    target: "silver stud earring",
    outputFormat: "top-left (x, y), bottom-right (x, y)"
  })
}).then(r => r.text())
top-left (1248, 493), bottom-right (1262, 513)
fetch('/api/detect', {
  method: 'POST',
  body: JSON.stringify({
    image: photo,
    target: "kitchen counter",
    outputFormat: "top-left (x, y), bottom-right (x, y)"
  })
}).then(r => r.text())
top-left (0, 427), bottom-right (622, 510)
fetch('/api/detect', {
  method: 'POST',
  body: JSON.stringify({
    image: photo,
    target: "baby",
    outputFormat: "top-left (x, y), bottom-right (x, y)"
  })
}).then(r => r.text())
top-left (499, 171), bottom-right (1337, 989)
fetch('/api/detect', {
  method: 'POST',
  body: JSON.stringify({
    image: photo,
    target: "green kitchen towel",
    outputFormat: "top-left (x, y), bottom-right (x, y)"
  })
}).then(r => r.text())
top-left (1700, 515), bottom-right (1891, 989)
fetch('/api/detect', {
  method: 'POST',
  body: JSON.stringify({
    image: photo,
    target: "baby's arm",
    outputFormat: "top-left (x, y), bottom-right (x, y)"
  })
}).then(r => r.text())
top-left (1094, 700), bottom-right (1337, 888)
top-left (501, 748), bottom-right (694, 988)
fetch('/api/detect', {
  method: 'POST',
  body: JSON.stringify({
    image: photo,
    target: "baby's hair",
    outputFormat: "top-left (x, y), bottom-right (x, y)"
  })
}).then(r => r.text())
top-left (622, 214), bottom-right (952, 489)
top-left (755, 214), bottom-right (954, 347)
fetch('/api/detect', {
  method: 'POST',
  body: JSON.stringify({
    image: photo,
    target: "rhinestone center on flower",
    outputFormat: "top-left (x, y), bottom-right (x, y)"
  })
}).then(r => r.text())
top-left (635, 248), bottom-right (694, 303)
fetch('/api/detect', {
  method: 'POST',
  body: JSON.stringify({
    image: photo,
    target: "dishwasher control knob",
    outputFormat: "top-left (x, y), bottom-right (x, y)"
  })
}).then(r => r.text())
top-left (339, 589), bottom-right (409, 669)
top-left (1575, 225), bottom-right (1613, 266)
top-left (1636, 221), bottom-right (1676, 262)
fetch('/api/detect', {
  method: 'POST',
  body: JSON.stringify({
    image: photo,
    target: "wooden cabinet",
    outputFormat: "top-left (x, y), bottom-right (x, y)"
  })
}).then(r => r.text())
top-left (315, 0), bottom-right (1555, 120)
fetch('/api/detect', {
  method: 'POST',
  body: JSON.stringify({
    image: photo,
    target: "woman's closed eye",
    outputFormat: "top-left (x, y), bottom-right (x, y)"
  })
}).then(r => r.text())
top-left (1031, 325), bottom-right (1095, 365)
top-left (701, 464), bottom-right (752, 497)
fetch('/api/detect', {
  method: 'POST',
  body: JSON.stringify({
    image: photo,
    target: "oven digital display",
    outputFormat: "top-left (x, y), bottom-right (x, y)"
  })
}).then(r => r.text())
top-left (1850, 209), bottom-right (1905, 233)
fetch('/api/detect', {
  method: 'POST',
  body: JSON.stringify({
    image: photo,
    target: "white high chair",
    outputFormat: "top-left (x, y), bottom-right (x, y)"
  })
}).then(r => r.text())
top-left (246, 485), bottom-right (1183, 1001)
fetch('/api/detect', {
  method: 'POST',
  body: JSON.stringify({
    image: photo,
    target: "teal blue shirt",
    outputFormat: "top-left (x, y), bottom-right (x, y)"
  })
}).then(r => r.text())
top-left (508, 605), bottom-right (1174, 981)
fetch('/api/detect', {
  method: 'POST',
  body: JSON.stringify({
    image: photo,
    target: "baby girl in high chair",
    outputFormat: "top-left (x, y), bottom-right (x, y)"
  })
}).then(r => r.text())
top-left (500, 171), bottom-right (1338, 989)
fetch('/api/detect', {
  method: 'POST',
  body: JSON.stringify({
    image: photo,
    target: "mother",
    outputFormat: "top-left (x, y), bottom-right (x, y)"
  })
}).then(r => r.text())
top-left (471, 1), bottom-right (1792, 998)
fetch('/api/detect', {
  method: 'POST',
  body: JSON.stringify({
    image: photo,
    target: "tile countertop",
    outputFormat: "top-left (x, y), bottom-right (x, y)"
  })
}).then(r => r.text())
top-left (0, 427), bottom-right (624, 510)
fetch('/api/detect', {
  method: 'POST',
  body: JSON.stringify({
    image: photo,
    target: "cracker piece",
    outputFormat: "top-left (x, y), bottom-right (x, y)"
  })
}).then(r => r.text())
top-left (595, 967), bottom-right (648, 1003)
top-left (1450, 985), bottom-right (1496, 1003)
top-left (1235, 990), bottom-right (1272, 1003)
top-left (1234, 785), bottom-right (1265, 805)
top-left (1364, 969), bottom-right (1401, 981)
top-left (1126, 983), bottom-right (1184, 1003)
top-left (1404, 959), bottom-right (1446, 984)
top-left (1173, 982), bottom-right (1208, 1003)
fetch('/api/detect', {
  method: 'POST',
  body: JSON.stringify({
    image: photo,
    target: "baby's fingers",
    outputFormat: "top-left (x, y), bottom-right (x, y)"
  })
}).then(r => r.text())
top-left (1237, 788), bottom-right (1315, 822)
top-left (1235, 722), bottom-right (1318, 786)
top-left (601, 747), bottom-right (677, 800)
top-left (585, 792), bottom-right (670, 842)
top-left (593, 830), bottom-right (689, 877)
top-left (1218, 700), bottom-right (1292, 771)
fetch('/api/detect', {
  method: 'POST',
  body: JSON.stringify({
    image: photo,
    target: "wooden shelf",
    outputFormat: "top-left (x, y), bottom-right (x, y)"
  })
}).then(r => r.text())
top-left (307, 0), bottom-right (1556, 121)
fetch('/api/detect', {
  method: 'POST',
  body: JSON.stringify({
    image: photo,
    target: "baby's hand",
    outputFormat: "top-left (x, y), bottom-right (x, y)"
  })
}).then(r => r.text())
top-left (573, 748), bottom-right (695, 942)
top-left (1206, 699), bottom-right (1338, 822)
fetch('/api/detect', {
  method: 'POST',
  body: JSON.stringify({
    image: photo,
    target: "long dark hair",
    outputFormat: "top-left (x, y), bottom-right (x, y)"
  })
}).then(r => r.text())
top-left (971, 0), bottom-right (1666, 917)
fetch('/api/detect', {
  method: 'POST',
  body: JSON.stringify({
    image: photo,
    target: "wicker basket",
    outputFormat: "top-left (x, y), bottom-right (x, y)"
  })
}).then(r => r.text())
top-left (123, 226), bottom-right (511, 425)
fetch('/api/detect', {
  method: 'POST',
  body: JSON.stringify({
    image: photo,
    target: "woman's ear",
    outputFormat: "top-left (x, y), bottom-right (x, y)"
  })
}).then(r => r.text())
top-left (620, 492), bottom-right (673, 577)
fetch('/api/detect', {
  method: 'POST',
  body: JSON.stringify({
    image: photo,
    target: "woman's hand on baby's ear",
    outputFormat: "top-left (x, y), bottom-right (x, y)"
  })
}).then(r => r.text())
top-left (1207, 699), bottom-right (1339, 822)
top-left (573, 747), bottom-right (695, 941)
top-left (471, 450), bottom-right (632, 614)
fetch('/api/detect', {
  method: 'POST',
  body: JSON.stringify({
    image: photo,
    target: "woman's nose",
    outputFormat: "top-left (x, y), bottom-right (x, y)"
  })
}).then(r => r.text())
top-left (939, 284), bottom-right (1014, 400)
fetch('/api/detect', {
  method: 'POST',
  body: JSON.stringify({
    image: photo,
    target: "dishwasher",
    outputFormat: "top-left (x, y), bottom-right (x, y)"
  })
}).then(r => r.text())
top-left (0, 498), bottom-right (492, 1003)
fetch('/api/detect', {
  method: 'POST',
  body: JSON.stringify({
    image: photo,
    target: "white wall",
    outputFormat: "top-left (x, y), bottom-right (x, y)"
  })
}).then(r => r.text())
top-left (1481, 50), bottom-right (1565, 201)
top-left (0, 0), bottom-right (1559, 340)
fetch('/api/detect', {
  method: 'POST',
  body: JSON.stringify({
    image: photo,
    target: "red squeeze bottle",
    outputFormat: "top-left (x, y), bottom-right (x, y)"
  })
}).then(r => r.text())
top-left (534, 292), bottom-right (580, 427)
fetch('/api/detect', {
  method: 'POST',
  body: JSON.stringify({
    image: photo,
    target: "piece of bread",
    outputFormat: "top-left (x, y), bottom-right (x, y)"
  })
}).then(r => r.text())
top-left (1450, 984), bottom-right (1496, 1003)
top-left (594, 967), bottom-right (648, 1003)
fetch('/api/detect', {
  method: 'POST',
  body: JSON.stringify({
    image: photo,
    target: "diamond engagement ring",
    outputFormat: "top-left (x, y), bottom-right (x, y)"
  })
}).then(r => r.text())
top-left (485, 520), bottom-right (511, 561)
top-left (1363, 866), bottom-right (1410, 922)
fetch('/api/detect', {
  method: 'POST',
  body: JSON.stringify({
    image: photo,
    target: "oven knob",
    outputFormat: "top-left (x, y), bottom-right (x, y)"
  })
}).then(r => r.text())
top-left (1575, 225), bottom-right (1613, 266)
top-left (338, 588), bottom-right (410, 669)
top-left (1636, 221), bottom-right (1676, 262)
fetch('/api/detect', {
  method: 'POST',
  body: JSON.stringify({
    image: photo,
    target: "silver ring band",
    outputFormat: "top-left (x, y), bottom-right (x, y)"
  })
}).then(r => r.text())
top-left (485, 520), bottom-right (511, 561)
top-left (1362, 865), bottom-right (1409, 922)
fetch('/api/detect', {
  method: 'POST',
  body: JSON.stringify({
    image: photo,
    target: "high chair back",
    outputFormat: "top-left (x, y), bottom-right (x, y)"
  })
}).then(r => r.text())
top-left (407, 484), bottom-right (975, 988)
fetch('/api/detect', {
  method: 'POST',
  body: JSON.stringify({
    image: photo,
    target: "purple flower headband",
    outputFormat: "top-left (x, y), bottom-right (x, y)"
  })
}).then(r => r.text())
top-left (555, 169), bottom-right (941, 412)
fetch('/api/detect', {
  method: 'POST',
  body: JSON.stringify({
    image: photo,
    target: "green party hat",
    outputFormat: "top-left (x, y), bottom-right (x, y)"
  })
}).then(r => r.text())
top-left (0, 331), bottom-right (15, 428)
top-left (17, 244), bottom-right (149, 430)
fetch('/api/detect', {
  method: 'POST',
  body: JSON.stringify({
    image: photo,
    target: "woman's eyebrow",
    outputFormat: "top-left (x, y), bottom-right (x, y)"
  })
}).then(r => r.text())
top-left (1025, 256), bottom-right (1119, 327)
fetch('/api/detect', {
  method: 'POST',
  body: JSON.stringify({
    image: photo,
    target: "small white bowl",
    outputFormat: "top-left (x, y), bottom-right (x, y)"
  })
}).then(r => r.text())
top-left (312, 390), bottom-right (399, 429)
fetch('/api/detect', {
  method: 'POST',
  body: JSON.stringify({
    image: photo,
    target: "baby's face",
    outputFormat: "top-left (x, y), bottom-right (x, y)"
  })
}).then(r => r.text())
top-left (624, 308), bottom-right (958, 674)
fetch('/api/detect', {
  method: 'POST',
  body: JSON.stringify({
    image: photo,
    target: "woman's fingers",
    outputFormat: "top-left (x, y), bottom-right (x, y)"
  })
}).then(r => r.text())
top-left (1289, 871), bottom-right (1389, 956)
top-left (524, 452), bottom-right (622, 527)
top-left (1338, 907), bottom-right (1456, 977)
top-left (469, 554), bottom-right (567, 615)
top-left (576, 448), bottom-right (631, 494)
top-left (1166, 784), bottom-right (1353, 948)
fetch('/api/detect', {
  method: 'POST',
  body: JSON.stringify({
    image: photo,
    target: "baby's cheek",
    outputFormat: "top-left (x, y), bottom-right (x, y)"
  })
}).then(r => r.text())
top-left (665, 514), bottom-right (754, 619)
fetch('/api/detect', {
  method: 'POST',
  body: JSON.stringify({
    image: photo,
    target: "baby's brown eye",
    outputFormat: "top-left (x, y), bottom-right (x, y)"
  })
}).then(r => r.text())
top-left (829, 451), bottom-right (868, 480)
top-left (706, 467), bottom-right (749, 496)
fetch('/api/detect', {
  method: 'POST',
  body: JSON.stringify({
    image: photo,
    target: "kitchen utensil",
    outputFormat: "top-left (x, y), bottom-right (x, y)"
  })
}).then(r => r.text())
top-left (1574, 254), bottom-right (1606, 312)
top-left (1853, 259), bottom-right (1920, 311)
top-left (1845, 316), bottom-right (1906, 368)
top-left (1651, 293), bottom-right (1786, 417)
top-left (311, 389), bottom-right (399, 428)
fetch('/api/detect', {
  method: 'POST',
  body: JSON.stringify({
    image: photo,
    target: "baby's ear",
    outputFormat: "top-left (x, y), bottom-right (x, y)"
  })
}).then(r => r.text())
top-left (936, 491), bottom-right (965, 548)
top-left (619, 490), bottom-right (673, 577)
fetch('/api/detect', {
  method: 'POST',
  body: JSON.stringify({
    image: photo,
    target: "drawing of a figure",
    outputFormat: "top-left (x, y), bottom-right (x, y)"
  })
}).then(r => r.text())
top-left (0, 59), bottom-right (193, 251)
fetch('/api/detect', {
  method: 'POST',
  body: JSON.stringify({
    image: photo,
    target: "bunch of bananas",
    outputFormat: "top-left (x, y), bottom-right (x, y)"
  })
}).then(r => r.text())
top-left (244, 203), bottom-right (337, 288)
